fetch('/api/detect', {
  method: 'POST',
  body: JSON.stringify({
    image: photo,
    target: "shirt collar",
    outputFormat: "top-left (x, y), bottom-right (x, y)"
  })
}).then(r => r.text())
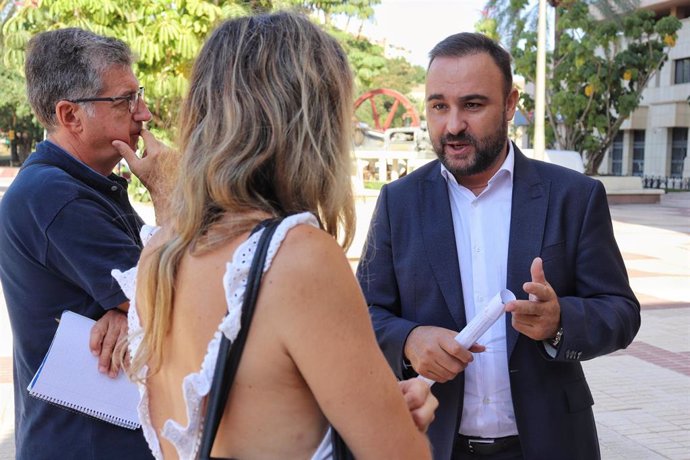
top-left (440, 141), bottom-right (515, 188)
top-left (24, 140), bottom-right (128, 192)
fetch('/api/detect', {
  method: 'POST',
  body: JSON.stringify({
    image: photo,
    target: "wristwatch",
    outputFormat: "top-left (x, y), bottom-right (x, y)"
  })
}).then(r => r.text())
top-left (549, 327), bottom-right (564, 348)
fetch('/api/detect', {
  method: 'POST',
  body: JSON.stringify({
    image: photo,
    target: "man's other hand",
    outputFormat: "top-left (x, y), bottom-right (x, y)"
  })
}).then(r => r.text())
top-left (505, 257), bottom-right (561, 341)
top-left (113, 129), bottom-right (172, 224)
top-left (113, 129), bottom-right (168, 192)
top-left (404, 325), bottom-right (485, 383)
top-left (89, 309), bottom-right (128, 378)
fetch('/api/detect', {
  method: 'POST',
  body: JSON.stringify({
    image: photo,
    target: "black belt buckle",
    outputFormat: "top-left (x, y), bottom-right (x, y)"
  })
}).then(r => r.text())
top-left (468, 438), bottom-right (494, 454)
top-left (460, 435), bottom-right (519, 456)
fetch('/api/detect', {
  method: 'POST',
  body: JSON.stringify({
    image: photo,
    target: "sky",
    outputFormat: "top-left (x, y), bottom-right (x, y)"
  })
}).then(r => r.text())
top-left (353, 0), bottom-right (489, 68)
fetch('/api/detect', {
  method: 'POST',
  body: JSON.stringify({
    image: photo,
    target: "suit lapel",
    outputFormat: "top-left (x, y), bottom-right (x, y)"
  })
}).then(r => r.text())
top-left (506, 147), bottom-right (550, 356)
top-left (419, 165), bottom-right (466, 330)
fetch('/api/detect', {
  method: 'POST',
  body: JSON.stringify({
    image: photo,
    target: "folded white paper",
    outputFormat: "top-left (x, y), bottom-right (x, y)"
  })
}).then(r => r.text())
top-left (418, 289), bottom-right (516, 386)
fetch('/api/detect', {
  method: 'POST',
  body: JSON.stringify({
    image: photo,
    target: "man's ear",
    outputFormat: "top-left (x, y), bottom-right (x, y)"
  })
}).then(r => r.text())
top-left (54, 101), bottom-right (83, 134)
top-left (505, 87), bottom-right (519, 121)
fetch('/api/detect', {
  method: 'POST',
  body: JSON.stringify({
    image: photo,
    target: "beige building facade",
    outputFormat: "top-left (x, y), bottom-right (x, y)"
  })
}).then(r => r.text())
top-left (602, 0), bottom-right (690, 184)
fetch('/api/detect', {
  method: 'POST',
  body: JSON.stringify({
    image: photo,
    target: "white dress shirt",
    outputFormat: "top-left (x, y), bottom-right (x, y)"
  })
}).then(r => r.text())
top-left (440, 142), bottom-right (519, 438)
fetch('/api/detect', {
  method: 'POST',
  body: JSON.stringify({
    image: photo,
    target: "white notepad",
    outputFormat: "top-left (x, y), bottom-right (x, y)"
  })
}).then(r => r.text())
top-left (27, 310), bottom-right (141, 429)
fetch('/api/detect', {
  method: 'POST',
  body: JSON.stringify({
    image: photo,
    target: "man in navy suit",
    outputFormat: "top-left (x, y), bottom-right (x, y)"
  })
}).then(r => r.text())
top-left (357, 32), bottom-right (640, 459)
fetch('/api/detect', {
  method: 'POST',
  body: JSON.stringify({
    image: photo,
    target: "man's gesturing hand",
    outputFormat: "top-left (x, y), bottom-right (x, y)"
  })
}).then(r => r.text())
top-left (113, 129), bottom-right (171, 224)
top-left (89, 309), bottom-right (128, 378)
top-left (505, 257), bottom-right (561, 341)
top-left (404, 325), bottom-right (485, 383)
top-left (112, 129), bottom-right (168, 192)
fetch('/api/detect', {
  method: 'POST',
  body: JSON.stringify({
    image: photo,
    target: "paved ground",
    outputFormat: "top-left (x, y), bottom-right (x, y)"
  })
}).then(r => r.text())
top-left (585, 193), bottom-right (690, 460)
top-left (0, 171), bottom-right (688, 458)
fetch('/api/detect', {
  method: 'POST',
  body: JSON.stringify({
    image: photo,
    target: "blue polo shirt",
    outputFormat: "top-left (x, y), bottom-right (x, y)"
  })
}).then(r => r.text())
top-left (0, 141), bottom-right (152, 459)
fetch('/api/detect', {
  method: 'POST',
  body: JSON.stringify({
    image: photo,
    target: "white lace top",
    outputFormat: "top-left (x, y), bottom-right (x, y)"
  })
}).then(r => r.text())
top-left (112, 212), bottom-right (333, 460)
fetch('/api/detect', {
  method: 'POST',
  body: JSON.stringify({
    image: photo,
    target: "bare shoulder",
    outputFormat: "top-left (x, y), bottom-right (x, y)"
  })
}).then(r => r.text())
top-left (280, 223), bottom-right (346, 260)
top-left (268, 223), bottom-right (352, 284)
top-left (259, 222), bottom-right (361, 324)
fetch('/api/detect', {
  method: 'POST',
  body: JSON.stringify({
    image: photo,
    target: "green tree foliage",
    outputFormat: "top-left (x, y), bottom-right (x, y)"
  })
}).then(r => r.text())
top-left (276, 0), bottom-right (379, 25)
top-left (0, 66), bottom-right (42, 163)
top-left (369, 57), bottom-right (425, 95)
top-left (280, 0), bottom-right (393, 96)
top-left (325, 25), bottom-right (424, 100)
top-left (2, 0), bottom-right (248, 138)
top-left (512, 3), bottom-right (681, 174)
top-left (239, 0), bottom-right (274, 14)
top-left (0, 0), bottom-right (41, 159)
top-left (327, 27), bottom-right (388, 90)
top-left (475, 8), bottom-right (499, 41)
top-left (485, 0), bottom-right (640, 50)
top-left (1, 0), bottom-right (420, 152)
top-left (0, 67), bottom-right (32, 129)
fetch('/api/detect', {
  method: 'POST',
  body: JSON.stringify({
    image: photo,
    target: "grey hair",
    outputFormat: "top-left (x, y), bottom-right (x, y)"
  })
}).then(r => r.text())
top-left (24, 28), bottom-right (133, 130)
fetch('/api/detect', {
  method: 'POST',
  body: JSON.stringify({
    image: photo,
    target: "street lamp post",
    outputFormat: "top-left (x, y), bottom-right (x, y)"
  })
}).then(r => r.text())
top-left (533, 0), bottom-right (547, 160)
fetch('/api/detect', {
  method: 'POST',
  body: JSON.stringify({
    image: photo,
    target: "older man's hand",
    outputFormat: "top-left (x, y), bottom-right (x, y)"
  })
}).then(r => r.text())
top-left (113, 129), bottom-right (173, 225)
top-left (89, 308), bottom-right (128, 378)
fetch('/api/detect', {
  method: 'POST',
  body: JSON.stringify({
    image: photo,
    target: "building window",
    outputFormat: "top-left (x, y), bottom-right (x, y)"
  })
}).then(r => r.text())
top-left (675, 58), bottom-right (690, 84)
top-left (671, 128), bottom-right (688, 178)
top-left (632, 130), bottom-right (645, 177)
top-left (611, 131), bottom-right (623, 176)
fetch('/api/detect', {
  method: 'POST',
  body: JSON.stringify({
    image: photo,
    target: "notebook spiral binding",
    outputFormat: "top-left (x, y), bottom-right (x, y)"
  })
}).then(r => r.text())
top-left (29, 391), bottom-right (140, 430)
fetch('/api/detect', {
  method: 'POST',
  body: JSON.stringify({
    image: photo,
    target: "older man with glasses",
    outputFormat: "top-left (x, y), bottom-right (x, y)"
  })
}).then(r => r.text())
top-left (0, 28), bottom-right (166, 460)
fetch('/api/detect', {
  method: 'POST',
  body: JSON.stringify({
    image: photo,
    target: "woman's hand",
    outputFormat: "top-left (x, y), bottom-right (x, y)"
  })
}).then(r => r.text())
top-left (398, 378), bottom-right (438, 433)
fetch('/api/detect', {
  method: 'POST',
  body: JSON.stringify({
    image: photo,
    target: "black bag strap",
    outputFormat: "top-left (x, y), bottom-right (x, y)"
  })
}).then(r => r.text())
top-left (198, 218), bottom-right (283, 460)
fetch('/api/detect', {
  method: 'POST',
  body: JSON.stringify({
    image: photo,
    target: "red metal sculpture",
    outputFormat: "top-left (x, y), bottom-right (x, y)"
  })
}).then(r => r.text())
top-left (354, 88), bottom-right (420, 132)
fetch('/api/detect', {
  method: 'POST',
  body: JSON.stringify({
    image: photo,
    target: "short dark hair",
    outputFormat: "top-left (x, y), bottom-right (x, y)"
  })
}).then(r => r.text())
top-left (429, 32), bottom-right (513, 97)
top-left (25, 28), bottom-right (133, 130)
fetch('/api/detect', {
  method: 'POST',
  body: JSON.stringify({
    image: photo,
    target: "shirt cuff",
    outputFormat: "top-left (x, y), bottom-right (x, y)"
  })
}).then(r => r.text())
top-left (542, 340), bottom-right (558, 358)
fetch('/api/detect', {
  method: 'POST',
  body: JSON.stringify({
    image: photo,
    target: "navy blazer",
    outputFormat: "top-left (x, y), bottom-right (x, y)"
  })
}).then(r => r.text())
top-left (357, 146), bottom-right (640, 460)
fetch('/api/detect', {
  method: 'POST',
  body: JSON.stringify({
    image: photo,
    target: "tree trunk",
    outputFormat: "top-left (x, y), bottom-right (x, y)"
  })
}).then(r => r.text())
top-left (585, 148), bottom-right (607, 175)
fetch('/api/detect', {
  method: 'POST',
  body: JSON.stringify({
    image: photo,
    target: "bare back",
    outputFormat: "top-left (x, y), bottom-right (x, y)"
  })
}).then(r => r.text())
top-left (132, 214), bottom-right (431, 460)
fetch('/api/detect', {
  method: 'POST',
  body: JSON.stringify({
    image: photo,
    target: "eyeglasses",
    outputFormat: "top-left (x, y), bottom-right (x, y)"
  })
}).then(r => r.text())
top-left (66, 87), bottom-right (145, 113)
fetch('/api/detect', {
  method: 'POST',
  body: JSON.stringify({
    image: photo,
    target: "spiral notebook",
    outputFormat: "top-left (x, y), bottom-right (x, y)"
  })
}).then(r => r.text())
top-left (27, 310), bottom-right (141, 429)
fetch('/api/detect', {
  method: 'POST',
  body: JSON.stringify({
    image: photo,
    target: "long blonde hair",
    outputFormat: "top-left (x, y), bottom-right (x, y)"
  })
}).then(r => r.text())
top-left (130, 12), bottom-right (356, 376)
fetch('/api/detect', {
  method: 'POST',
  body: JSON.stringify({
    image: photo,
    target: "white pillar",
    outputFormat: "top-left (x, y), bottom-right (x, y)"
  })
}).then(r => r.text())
top-left (378, 157), bottom-right (387, 182)
top-left (533, 0), bottom-right (547, 161)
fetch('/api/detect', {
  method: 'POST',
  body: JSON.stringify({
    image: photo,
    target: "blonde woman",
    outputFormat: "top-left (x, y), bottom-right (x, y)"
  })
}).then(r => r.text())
top-left (112, 12), bottom-right (436, 460)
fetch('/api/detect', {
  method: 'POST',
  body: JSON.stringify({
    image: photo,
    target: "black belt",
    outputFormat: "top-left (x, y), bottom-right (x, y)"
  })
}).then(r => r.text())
top-left (456, 434), bottom-right (520, 456)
